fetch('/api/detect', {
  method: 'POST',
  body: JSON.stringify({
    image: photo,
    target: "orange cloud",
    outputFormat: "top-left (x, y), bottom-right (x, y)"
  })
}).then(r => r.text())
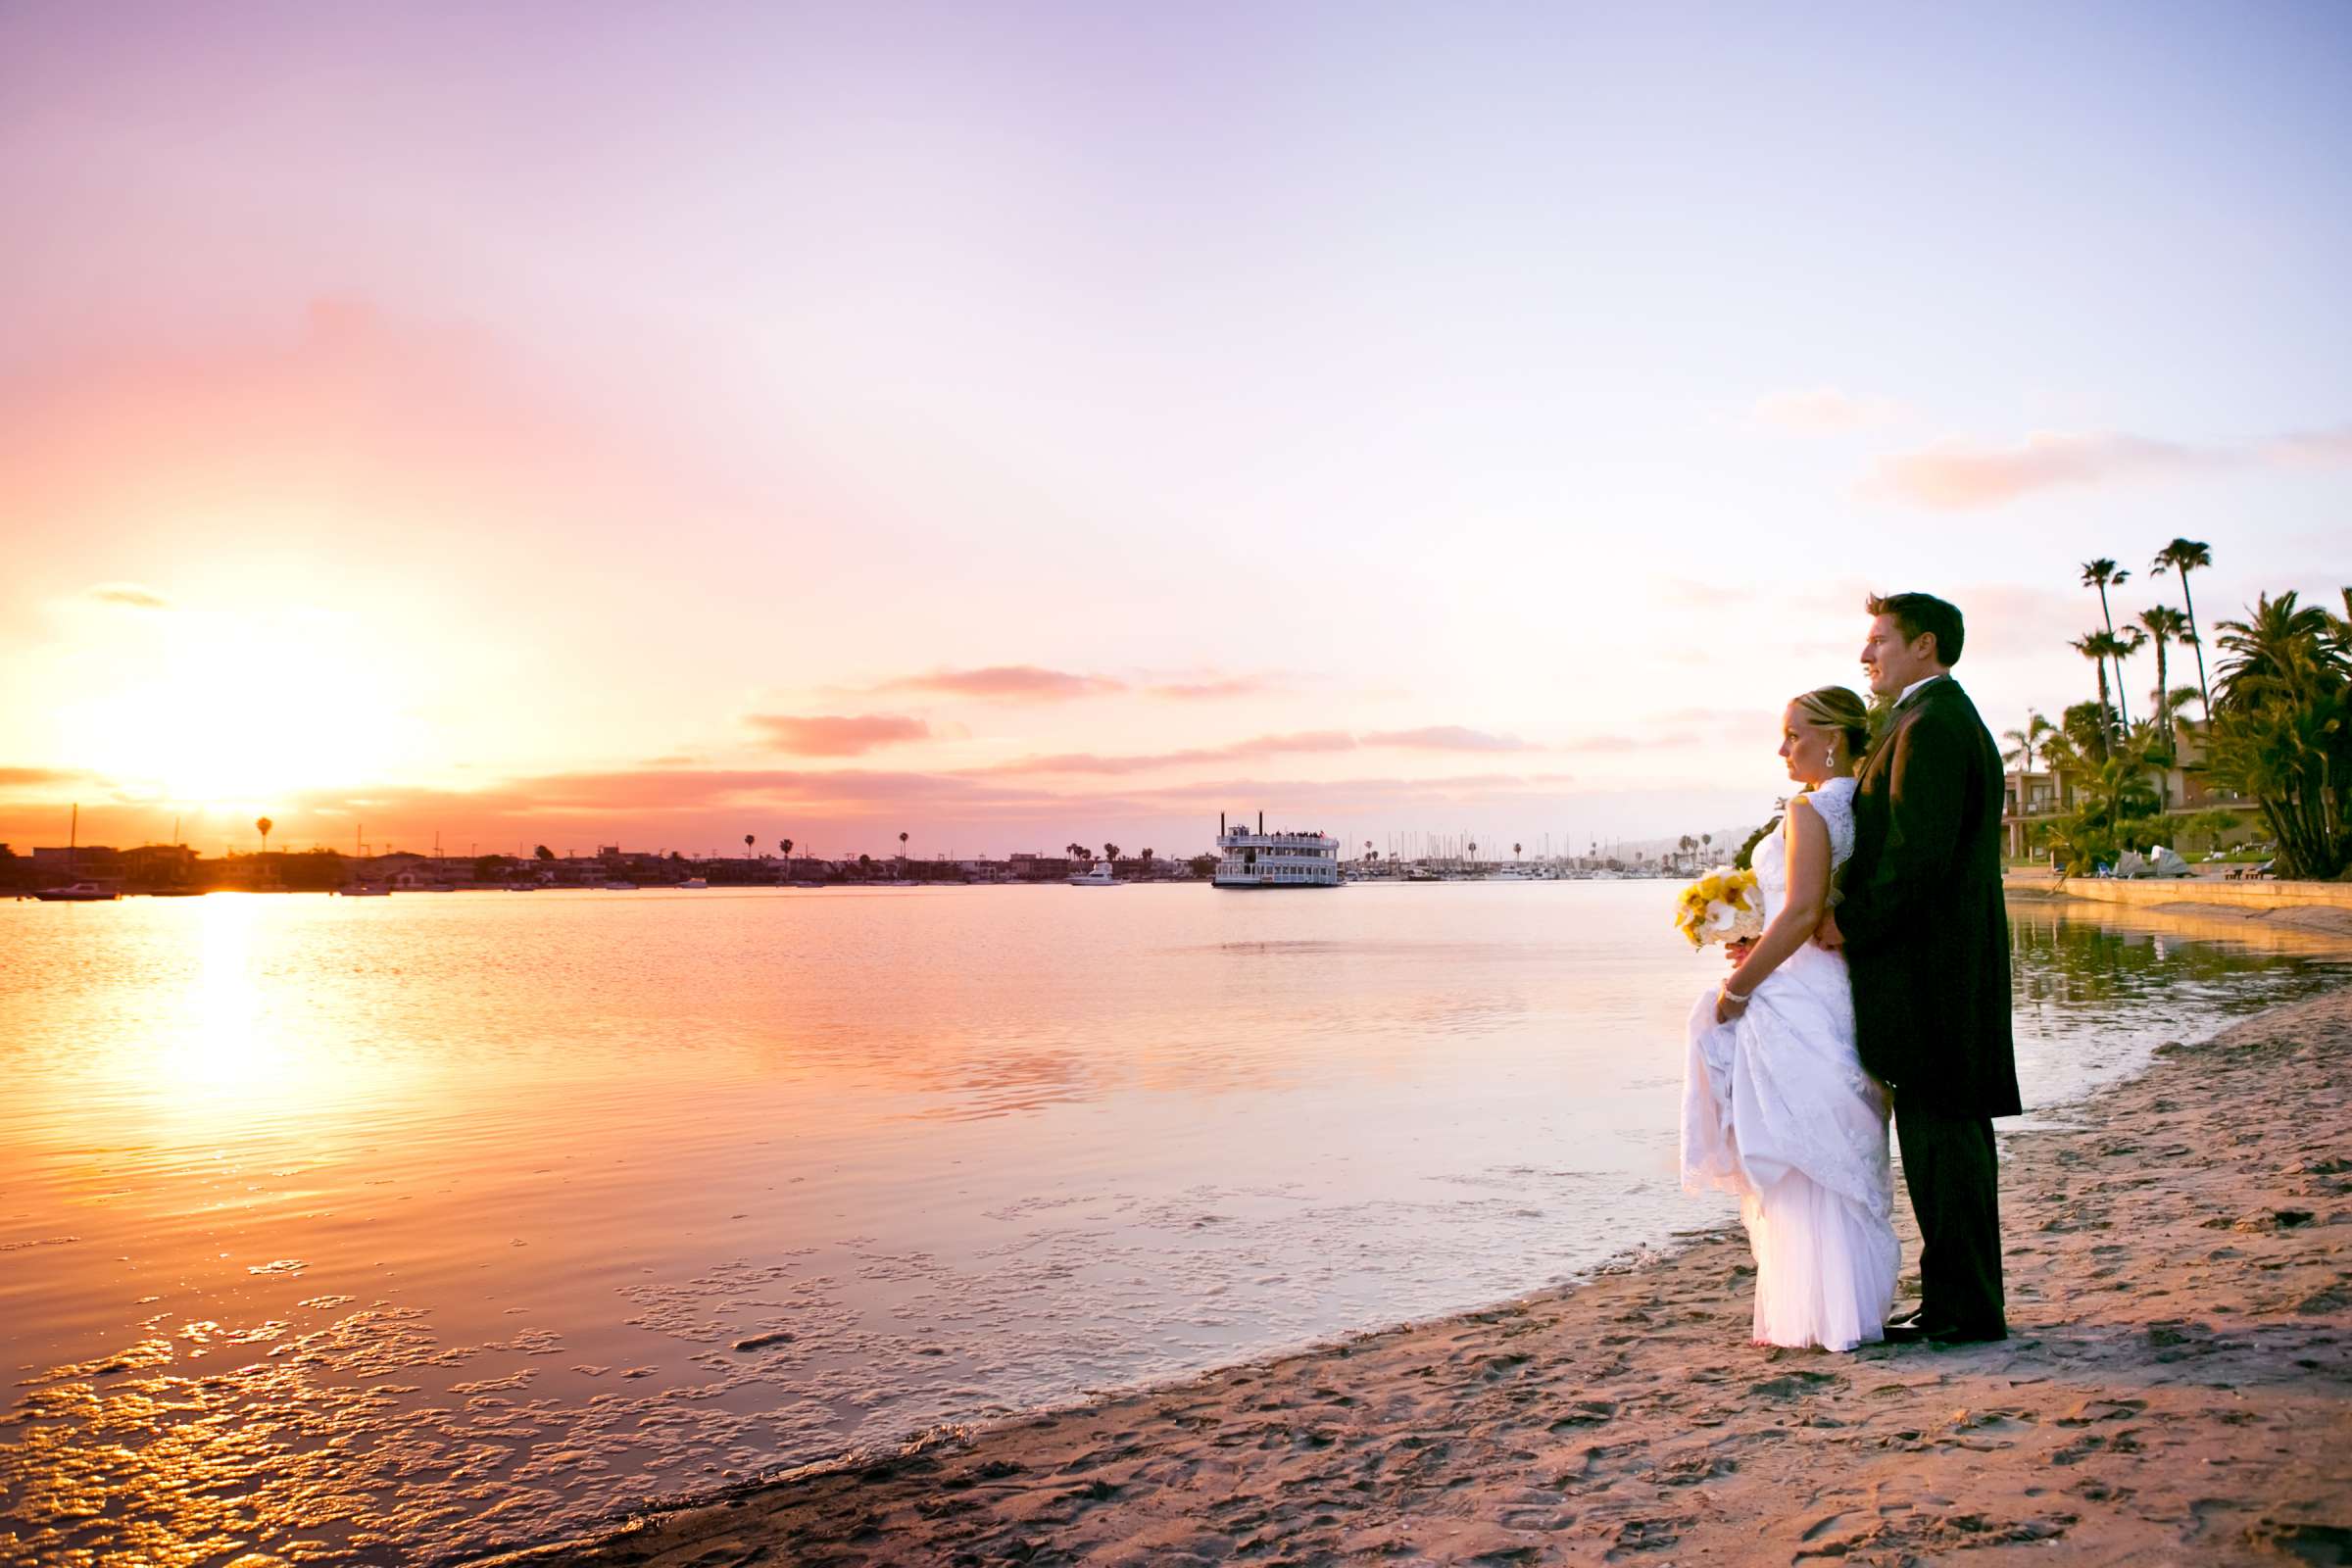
top-left (876, 665), bottom-right (1126, 702)
top-left (85, 582), bottom-right (171, 610)
top-left (748, 713), bottom-right (932, 757)
top-left (1147, 676), bottom-right (1274, 700)
top-left (1867, 432), bottom-right (2230, 509)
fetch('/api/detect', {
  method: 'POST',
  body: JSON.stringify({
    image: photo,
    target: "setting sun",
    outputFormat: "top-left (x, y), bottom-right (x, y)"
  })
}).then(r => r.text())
top-left (50, 604), bottom-right (422, 814)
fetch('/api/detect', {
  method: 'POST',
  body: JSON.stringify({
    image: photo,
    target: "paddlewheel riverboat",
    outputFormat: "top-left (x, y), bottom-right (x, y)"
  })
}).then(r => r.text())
top-left (1212, 811), bottom-right (1341, 889)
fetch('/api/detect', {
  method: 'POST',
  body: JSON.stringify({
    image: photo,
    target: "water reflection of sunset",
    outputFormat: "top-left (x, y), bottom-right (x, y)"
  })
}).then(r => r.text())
top-left (3, 889), bottom-right (2343, 1564)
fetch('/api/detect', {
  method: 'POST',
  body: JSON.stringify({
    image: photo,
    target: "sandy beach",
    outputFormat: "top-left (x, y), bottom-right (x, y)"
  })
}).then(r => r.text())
top-left (476, 941), bottom-right (2352, 1566)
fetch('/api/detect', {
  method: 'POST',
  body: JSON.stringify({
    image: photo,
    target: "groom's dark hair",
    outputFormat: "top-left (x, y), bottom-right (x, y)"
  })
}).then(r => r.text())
top-left (1866, 591), bottom-right (1964, 665)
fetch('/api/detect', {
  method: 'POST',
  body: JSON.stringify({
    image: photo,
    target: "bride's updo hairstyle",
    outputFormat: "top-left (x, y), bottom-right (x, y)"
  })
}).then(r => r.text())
top-left (1792, 685), bottom-right (1872, 765)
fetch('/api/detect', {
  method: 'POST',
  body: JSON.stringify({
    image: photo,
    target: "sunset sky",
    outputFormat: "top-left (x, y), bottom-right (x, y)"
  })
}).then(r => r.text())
top-left (5, 2), bottom-right (2349, 860)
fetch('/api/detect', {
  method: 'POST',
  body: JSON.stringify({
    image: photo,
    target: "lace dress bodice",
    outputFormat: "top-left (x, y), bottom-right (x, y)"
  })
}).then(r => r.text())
top-left (1752, 775), bottom-right (1858, 923)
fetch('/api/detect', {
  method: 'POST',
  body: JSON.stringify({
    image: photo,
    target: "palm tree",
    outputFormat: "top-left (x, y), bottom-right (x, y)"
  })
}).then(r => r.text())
top-left (1514, 841), bottom-right (1524, 863)
top-left (2135, 608), bottom-right (2188, 735)
top-left (2080, 560), bottom-right (2133, 725)
top-left (2161, 686), bottom-right (2203, 748)
top-left (780, 836), bottom-right (794, 861)
top-left (2109, 626), bottom-right (2147, 740)
top-left (2093, 723), bottom-right (2166, 821)
top-left (2061, 699), bottom-right (2113, 767)
top-left (256, 815), bottom-right (272, 856)
top-left (2037, 726), bottom-right (2081, 812)
top-left (1676, 834), bottom-right (1693, 870)
top-left (2070, 632), bottom-right (2122, 741)
top-left (1102, 842), bottom-right (1120, 864)
top-left (2203, 590), bottom-right (2351, 878)
top-left (898, 830), bottom-right (909, 867)
top-left (2150, 538), bottom-right (2214, 715)
top-left (744, 833), bottom-right (756, 857)
top-left (2002, 711), bottom-right (2054, 812)
top-left (2135, 607), bottom-right (2190, 803)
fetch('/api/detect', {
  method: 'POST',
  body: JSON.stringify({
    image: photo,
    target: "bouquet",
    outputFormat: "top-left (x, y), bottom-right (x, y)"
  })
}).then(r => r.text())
top-left (1674, 867), bottom-right (1763, 950)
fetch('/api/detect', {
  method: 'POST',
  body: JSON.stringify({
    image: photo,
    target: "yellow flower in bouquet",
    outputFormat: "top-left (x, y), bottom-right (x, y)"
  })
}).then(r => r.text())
top-left (1674, 867), bottom-right (1764, 950)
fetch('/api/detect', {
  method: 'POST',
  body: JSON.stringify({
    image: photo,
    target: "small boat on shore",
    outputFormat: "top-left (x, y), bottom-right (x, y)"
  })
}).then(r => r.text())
top-left (33, 881), bottom-right (120, 902)
top-left (341, 884), bottom-right (392, 896)
top-left (676, 876), bottom-right (710, 889)
top-left (604, 880), bottom-right (638, 891)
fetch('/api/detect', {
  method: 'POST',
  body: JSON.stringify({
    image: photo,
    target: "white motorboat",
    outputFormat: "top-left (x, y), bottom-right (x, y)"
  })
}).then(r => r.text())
top-left (33, 880), bottom-right (120, 902)
top-left (1066, 861), bottom-right (1118, 886)
top-left (340, 884), bottom-right (391, 897)
top-left (604, 880), bottom-right (638, 891)
top-left (676, 876), bottom-right (710, 889)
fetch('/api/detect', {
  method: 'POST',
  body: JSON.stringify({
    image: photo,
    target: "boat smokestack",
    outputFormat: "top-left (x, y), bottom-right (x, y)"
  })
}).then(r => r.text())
top-left (1258, 809), bottom-right (1263, 834)
top-left (1220, 811), bottom-right (1226, 836)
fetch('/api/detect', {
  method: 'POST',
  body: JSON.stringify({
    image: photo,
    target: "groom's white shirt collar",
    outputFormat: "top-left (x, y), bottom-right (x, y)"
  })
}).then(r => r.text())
top-left (1898, 672), bottom-right (1949, 707)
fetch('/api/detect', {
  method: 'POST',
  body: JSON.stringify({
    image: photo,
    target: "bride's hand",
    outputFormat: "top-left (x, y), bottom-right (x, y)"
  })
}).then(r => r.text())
top-left (1813, 910), bottom-right (1844, 950)
top-left (1724, 937), bottom-right (1755, 967)
top-left (1714, 987), bottom-right (1748, 1025)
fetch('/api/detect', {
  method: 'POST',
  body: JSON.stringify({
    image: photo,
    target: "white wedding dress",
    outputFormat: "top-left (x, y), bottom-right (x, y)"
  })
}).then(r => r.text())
top-left (1681, 776), bottom-right (1898, 1351)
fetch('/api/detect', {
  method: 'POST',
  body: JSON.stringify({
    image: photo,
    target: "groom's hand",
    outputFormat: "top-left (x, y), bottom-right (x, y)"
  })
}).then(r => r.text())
top-left (1813, 910), bottom-right (1844, 950)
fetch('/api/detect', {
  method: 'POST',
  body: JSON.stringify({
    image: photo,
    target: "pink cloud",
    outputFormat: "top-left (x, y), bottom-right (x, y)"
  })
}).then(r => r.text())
top-left (1750, 386), bottom-right (1901, 434)
top-left (1359, 726), bottom-right (1533, 753)
top-left (982, 730), bottom-right (1358, 776)
top-left (980, 726), bottom-right (1539, 775)
top-left (1867, 431), bottom-right (2232, 509)
top-left (2267, 423), bottom-right (2352, 467)
top-left (747, 713), bottom-right (932, 757)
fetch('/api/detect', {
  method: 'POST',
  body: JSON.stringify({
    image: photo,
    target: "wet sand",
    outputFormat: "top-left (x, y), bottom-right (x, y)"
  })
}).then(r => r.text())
top-left (479, 985), bottom-right (2352, 1567)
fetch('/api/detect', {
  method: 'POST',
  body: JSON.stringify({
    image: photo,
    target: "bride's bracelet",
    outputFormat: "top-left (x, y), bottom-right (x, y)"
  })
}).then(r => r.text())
top-left (1721, 984), bottom-right (1751, 1004)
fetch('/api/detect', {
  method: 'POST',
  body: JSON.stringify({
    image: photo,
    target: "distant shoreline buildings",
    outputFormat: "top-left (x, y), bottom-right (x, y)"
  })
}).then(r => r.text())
top-left (2, 834), bottom-right (1713, 896)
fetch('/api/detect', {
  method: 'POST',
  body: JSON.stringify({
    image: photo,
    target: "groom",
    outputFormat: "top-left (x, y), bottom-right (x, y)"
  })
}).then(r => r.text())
top-left (1818, 592), bottom-right (2022, 1346)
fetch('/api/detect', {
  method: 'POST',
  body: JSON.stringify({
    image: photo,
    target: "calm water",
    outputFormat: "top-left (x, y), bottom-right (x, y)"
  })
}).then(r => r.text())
top-left (1, 884), bottom-right (2343, 1564)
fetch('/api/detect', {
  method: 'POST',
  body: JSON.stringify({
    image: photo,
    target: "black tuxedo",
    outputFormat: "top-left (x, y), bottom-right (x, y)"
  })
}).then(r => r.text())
top-left (1837, 674), bottom-right (2022, 1332)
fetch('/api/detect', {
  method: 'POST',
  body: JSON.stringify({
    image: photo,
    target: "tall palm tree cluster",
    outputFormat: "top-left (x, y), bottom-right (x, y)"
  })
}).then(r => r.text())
top-left (2016, 539), bottom-right (2352, 878)
top-left (2202, 589), bottom-right (2352, 878)
top-left (2011, 542), bottom-right (2218, 870)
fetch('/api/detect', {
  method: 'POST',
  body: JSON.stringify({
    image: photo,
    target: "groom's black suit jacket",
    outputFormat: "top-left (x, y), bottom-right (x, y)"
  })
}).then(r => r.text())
top-left (1837, 676), bottom-right (2022, 1119)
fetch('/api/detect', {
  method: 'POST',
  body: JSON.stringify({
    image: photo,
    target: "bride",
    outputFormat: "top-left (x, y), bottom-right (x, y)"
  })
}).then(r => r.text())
top-left (1682, 685), bottom-right (1897, 1351)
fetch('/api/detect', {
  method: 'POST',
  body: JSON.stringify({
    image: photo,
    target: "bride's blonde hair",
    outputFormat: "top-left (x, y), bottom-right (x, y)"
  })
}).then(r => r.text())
top-left (1792, 685), bottom-right (1871, 766)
